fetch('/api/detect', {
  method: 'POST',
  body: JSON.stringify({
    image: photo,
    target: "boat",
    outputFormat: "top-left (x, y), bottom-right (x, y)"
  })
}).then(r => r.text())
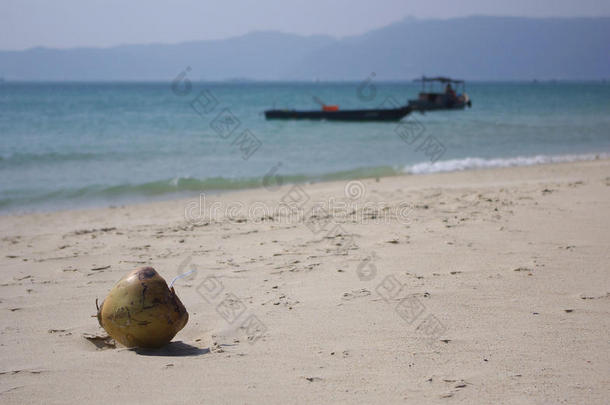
top-left (265, 105), bottom-right (412, 122)
top-left (265, 96), bottom-right (412, 122)
top-left (408, 76), bottom-right (472, 111)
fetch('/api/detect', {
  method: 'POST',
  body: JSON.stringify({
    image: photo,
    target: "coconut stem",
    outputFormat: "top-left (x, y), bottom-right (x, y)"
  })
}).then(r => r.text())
top-left (169, 269), bottom-right (195, 289)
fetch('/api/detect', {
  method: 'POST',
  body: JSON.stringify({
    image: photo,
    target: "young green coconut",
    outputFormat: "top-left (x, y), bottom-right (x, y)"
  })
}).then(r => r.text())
top-left (97, 267), bottom-right (188, 348)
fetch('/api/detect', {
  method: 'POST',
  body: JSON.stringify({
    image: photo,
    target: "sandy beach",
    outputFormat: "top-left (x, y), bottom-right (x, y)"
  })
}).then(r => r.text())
top-left (1, 159), bottom-right (609, 404)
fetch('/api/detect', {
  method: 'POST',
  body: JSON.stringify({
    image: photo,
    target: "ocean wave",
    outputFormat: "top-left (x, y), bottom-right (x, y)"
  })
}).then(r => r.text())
top-left (4, 152), bottom-right (607, 214)
top-left (0, 166), bottom-right (400, 213)
top-left (89, 166), bottom-right (399, 197)
top-left (404, 153), bottom-right (610, 174)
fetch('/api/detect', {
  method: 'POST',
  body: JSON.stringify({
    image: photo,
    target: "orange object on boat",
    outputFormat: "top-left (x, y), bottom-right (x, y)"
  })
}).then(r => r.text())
top-left (322, 105), bottom-right (339, 111)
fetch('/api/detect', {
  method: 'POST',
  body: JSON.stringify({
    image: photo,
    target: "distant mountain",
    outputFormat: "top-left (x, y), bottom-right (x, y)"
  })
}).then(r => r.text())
top-left (288, 16), bottom-right (610, 81)
top-left (0, 32), bottom-right (335, 81)
top-left (1, 16), bottom-right (609, 81)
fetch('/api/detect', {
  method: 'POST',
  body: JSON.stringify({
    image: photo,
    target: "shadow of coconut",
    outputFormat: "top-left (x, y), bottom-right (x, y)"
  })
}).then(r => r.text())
top-left (131, 341), bottom-right (210, 357)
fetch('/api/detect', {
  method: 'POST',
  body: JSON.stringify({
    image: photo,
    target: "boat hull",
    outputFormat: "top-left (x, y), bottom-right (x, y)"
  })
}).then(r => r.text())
top-left (408, 93), bottom-right (472, 112)
top-left (264, 106), bottom-right (412, 122)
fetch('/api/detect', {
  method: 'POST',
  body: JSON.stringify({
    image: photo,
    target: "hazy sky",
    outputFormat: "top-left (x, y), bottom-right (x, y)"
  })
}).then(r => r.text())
top-left (2, 0), bottom-right (609, 50)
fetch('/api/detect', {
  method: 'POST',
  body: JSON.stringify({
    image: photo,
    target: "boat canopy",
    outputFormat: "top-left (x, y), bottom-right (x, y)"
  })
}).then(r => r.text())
top-left (414, 76), bottom-right (466, 93)
top-left (414, 76), bottom-right (464, 84)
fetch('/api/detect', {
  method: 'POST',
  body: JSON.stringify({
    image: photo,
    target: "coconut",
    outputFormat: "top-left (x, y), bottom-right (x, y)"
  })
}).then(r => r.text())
top-left (97, 267), bottom-right (188, 348)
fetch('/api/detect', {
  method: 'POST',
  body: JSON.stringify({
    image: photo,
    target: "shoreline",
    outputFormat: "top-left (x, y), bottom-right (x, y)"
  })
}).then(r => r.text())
top-left (2, 153), bottom-right (609, 218)
top-left (1, 158), bottom-right (609, 403)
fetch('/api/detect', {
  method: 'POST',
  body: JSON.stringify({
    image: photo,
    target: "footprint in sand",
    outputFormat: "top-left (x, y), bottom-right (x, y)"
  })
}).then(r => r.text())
top-left (341, 288), bottom-right (371, 301)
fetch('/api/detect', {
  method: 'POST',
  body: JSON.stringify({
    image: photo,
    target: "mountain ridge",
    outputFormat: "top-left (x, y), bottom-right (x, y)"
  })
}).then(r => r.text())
top-left (1, 16), bottom-right (608, 81)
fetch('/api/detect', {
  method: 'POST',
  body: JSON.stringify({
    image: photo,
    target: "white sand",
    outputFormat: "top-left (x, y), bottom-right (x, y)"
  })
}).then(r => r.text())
top-left (0, 159), bottom-right (609, 403)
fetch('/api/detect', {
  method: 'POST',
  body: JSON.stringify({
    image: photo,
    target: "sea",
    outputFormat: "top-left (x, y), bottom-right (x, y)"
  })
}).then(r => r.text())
top-left (1, 80), bottom-right (609, 213)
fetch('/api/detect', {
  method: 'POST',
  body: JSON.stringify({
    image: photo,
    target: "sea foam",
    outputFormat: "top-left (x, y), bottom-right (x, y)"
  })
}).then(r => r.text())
top-left (404, 153), bottom-right (609, 175)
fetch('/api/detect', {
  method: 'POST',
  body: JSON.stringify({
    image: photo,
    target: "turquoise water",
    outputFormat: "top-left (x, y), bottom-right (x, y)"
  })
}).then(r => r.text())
top-left (1, 81), bottom-right (609, 213)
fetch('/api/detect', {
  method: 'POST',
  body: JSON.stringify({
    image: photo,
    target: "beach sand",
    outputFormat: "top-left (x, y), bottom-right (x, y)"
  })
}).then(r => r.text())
top-left (0, 159), bottom-right (609, 403)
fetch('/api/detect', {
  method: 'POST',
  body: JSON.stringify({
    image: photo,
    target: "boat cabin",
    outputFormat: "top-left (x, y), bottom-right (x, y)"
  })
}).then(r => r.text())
top-left (408, 76), bottom-right (472, 112)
